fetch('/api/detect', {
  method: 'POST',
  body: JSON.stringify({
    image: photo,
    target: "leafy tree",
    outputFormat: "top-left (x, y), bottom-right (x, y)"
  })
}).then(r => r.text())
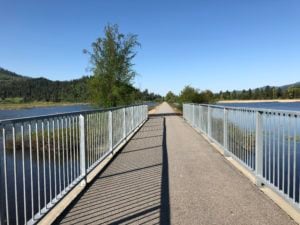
top-left (276, 88), bottom-right (283, 99)
top-left (85, 24), bottom-right (140, 107)
top-left (165, 91), bottom-right (178, 103)
top-left (201, 90), bottom-right (214, 103)
top-left (179, 86), bottom-right (202, 103)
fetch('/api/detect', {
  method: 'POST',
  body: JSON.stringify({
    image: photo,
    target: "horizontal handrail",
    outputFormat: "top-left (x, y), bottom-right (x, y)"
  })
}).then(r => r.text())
top-left (184, 103), bottom-right (300, 116)
top-left (0, 103), bottom-right (146, 125)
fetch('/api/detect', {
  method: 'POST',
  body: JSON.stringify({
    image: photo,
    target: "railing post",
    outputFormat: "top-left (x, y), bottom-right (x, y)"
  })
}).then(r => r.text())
top-left (109, 110), bottom-right (113, 155)
top-left (198, 106), bottom-right (202, 131)
top-left (123, 108), bottom-right (126, 139)
top-left (208, 106), bottom-right (212, 138)
top-left (255, 111), bottom-right (264, 186)
top-left (145, 105), bottom-right (148, 121)
top-left (0, 127), bottom-right (5, 225)
top-left (79, 115), bottom-right (86, 184)
top-left (131, 106), bottom-right (134, 131)
top-left (223, 108), bottom-right (230, 157)
top-left (192, 104), bottom-right (195, 127)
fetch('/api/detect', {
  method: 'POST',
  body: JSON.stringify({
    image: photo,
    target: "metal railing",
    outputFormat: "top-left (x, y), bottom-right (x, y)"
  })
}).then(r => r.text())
top-left (0, 104), bottom-right (148, 225)
top-left (183, 103), bottom-right (300, 210)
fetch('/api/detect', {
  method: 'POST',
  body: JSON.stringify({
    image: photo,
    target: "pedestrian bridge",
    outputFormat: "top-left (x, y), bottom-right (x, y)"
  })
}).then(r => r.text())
top-left (0, 102), bottom-right (299, 224)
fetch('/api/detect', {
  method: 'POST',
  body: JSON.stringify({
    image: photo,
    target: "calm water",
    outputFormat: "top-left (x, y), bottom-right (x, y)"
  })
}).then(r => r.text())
top-left (218, 101), bottom-right (300, 111)
top-left (0, 102), bottom-right (158, 121)
top-left (0, 104), bottom-right (93, 121)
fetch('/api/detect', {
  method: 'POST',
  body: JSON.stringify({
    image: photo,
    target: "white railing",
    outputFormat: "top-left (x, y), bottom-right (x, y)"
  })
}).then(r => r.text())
top-left (0, 104), bottom-right (148, 225)
top-left (183, 103), bottom-right (300, 211)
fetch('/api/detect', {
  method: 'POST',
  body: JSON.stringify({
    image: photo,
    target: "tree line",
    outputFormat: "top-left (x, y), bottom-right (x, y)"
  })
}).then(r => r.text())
top-left (216, 86), bottom-right (300, 100)
top-left (0, 76), bottom-right (90, 102)
top-left (165, 84), bottom-right (300, 106)
top-left (0, 73), bottom-right (161, 104)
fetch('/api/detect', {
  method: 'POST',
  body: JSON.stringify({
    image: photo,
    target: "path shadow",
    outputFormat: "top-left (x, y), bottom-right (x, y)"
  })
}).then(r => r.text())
top-left (54, 117), bottom-right (170, 225)
top-left (149, 113), bottom-right (181, 117)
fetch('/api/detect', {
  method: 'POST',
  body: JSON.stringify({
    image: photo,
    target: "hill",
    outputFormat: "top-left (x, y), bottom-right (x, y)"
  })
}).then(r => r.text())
top-left (279, 81), bottom-right (300, 90)
top-left (0, 68), bottom-right (91, 102)
top-left (0, 67), bottom-right (30, 81)
top-left (0, 67), bottom-right (162, 104)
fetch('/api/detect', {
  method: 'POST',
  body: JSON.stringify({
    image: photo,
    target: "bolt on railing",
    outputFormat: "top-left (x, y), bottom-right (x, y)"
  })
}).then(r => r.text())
top-left (0, 104), bottom-right (148, 225)
top-left (183, 103), bottom-right (300, 211)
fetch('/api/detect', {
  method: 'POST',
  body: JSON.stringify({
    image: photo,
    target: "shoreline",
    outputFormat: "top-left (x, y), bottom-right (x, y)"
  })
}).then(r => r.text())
top-left (217, 99), bottom-right (300, 104)
top-left (0, 102), bottom-right (89, 110)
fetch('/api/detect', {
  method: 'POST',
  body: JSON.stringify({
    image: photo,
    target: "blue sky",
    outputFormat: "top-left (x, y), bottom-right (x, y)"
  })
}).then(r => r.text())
top-left (1, 0), bottom-right (300, 95)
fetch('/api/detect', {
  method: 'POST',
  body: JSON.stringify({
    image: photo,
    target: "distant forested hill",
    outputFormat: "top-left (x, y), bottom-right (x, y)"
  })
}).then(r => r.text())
top-left (0, 67), bottom-right (91, 102)
top-left (0, 67), bottom-right (29, 81)
top-left (216, 82), bottom-right (300, 100)
top-left (0, 68), bottom-right (162, 103)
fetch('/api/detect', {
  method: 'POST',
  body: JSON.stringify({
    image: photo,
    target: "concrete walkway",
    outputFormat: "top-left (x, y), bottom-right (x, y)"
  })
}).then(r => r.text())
top-left (56, 102), bottom-right (296, 225)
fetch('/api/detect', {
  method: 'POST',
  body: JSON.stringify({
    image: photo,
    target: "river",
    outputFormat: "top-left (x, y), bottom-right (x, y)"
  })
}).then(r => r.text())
top-left (218, 101), bottom-right (300, 111)
top-left (0, 104), bottom-right (93, 121)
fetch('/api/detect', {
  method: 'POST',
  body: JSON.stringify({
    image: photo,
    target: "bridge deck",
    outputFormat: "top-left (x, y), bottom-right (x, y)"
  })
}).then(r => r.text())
top-left (56, 103), bottom-right (296, 225)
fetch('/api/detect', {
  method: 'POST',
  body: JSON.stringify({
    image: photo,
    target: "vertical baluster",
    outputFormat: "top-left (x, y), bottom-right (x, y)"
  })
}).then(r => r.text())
top-left (65, 118), bottom-right (69, 187)
top-left (28, 124), bottom-right (34, 219)
top-left (61, 118), bottom-right (65, 191)
top-left (277, 114), bottom-right (281, 188)
top-left (42, 121), bottom-right (46, 209)
top-left (76, 117), bottom-right (80, 177)
top-left (264, 113), bottom-right (267, 179)
top-left (255, 111), bottom-right (263, 186)
top-left (35, 122), bottom-right (41, 214)
top-left (53, 120), bottom-right (57, 200)
top-left (293, 115), bottom-right (297, 202)
top-left (273, 113), bottom-right (276, 184)
top-left (12, 125), bottom-right (19, 225)
top-left (282, 114), bottom-right (286, 193)
top-left (47, 121), bottom-right (52, 204)
top-left (79, 115), bottom-right (86, 181)
top-left (21, 124), bottom-right (27, 224)
top-left (288, 115), bottom-right (291, 197)
top-left (69, 117), bottom-right (72, 184)
top-left (57, 119), bottom-right (61, 195)
top-left (71, 116), bottom-right (76, 182)
top-left (2, 128), bottom-right (9, 225)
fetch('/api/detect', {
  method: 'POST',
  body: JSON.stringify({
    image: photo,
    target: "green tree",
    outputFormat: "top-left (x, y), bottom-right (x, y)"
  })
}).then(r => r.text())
top-left (179, 86), bottom-right (202, 103)
top-left (276, 88), bottom-right (283, 99)
top-left (165, 91), bottom-right (178, 103)
top-left (85, 24), bottom-right (140, 107)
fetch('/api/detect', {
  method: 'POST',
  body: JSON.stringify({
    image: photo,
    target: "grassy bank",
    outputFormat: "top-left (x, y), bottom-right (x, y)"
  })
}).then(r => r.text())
top-left (0, 101), bottom-right (88, 110)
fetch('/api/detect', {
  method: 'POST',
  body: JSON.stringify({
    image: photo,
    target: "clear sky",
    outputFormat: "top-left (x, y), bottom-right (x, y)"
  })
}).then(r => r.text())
top-left (1, 0), bottom-right (300, 95)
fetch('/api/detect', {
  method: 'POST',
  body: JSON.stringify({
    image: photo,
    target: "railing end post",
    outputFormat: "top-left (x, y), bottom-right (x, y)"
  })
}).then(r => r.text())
top-left (223, 108), bottom-right (230, 157)
top-left (123, 108), bottom-right (126, 139)
top-left (79, 114), bottom-right (86, 181)
top-left (207, 106), bottom-right (212, 138)
top-left (109, 110), bottom-right (113, 155)
top-left (0, 133), bottom-right (5, 225)
top-left (255, 111), bottom-right (264, 186)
